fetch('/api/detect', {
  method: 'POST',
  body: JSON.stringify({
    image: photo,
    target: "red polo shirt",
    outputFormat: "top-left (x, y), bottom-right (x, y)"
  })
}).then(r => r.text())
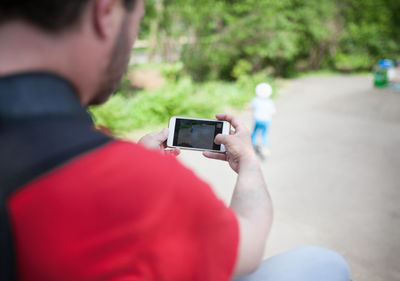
top-left (0, 73), bottom-right (239, 281)
top-left (8, 141), bottom-right (239, 281)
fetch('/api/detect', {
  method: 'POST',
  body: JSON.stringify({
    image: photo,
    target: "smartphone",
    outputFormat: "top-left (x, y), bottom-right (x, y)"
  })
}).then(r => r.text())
top-left (167, 116), bottom-right (231, 152)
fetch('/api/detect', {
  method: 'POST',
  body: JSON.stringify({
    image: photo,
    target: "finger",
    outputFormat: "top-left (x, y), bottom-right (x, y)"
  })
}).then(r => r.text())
top-left (165, 148), bottom-right (180, 157)
top-left (158, 127), bottom-right (169, 141)
top-left (171, 148), bottom-right (181, 156)
top-left (203, 151), bottom-right (227, 161)
top-left (151, 128), bottom-right (169, 144)
top-left (215, 113), bottom-right (243, 131)
top-left (162, 140), bottom-right (168, 149)
top-left (214, 134), bottom-right (230, 145)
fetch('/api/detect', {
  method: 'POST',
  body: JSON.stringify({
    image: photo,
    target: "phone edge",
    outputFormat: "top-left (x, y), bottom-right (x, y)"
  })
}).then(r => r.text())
top-left (166, 116), bottom-right (230, 153)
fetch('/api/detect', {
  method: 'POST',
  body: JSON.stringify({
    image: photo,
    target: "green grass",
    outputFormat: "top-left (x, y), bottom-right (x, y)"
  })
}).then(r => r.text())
top-left (293, 69), bottom-right (371, 79)
top-left (89, 70), bottom-right (275, 135)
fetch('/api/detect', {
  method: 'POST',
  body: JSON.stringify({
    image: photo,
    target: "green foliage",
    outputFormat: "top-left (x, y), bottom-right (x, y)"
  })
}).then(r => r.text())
top-left (137, 0), bottom-right (157, 39)
top-left (334, 0), bottom-right (400, 70)
top-left (93, 0), bottom-right (400, 134)
top-left (333, 53), bottom-right (375, 71)
top-left (141, 0), bottom-right (400, 79)
top-left (90, 68), bottom-right (274, 134)
top-left (160, 0), bottom-right (339, 79)
top-left (232, 59), bottom-right (253, 79)
top-left (161, 61), bottom-right (184, 81)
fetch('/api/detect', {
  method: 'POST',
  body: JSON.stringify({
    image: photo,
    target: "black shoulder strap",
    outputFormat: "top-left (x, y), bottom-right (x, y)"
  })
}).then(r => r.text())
top-left (0, 116), bottom-right (112, 281)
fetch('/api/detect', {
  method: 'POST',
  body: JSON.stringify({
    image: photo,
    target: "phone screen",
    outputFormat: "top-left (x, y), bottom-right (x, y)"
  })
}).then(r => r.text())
top-left (173, 118), bottom-right (224, 150)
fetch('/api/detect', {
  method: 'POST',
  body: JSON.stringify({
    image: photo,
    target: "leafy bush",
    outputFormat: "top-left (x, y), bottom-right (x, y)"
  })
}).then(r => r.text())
top-left (90, 70), bottom-right (274, 134)
top-left (333, 53), bottom-right (375, 71)
top-left (232, 59), bottom-right (253, 79)
top-left (143, 0), bottom-right (400, 79)
top-left (176, 0), bottom-right (339, 79)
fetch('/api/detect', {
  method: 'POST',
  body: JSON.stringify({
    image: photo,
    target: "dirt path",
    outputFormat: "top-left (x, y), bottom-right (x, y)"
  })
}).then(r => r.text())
top-left (178, 75), bottom-right (400, 281)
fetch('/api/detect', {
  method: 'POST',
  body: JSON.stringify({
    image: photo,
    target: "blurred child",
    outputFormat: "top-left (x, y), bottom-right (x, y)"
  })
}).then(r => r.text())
top-left (251, 83), bottom-right (276, 154)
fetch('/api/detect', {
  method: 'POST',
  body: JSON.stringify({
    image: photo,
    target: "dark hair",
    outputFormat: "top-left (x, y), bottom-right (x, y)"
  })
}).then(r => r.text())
top-left (0, 0), bottom-right (137, 32)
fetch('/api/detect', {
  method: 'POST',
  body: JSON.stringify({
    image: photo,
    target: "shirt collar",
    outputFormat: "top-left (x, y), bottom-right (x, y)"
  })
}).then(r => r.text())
top-left (0, 72), bottom-right (92, 123)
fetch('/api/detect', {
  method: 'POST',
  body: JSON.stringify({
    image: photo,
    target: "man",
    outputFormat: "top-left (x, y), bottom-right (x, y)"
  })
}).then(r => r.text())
top-left (0, 0), bottom-right (350, 280)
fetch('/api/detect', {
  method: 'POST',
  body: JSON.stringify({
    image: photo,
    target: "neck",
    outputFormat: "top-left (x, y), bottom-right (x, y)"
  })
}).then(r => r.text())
top-left (0, 21), bottom-right (101, 105)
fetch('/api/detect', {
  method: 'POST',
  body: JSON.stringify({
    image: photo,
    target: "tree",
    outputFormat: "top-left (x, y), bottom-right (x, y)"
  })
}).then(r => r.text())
top-left (141, 0), bottom-right (400, 79)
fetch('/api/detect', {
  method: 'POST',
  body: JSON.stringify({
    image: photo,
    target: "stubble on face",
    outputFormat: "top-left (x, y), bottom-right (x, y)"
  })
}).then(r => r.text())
top-left (91, 16), bottom-right (132, 105)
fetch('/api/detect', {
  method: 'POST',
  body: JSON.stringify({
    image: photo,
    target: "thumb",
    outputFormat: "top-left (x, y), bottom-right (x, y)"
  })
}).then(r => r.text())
top-left (157, 128), bottom-right (169, 142)
top-left (214, 134), bottom-right (229, 145)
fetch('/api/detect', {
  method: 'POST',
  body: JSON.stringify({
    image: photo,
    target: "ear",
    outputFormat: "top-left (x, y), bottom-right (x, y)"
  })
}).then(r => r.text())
top-left (92, 0), bottom-right (124, 39)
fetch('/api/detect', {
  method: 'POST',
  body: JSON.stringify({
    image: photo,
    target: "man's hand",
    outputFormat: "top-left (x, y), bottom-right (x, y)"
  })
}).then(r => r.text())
top-left (138, 128), bottom-right (180, 156)
top-left (203, 113), bottom-right (257, 173)
top-left (204, 113), bottom-right (272, 276)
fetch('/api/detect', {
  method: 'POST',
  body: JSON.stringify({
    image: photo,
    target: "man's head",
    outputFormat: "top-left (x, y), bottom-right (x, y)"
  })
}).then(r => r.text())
top-left (0, 0), bottom-right (137, 33)
top-left (0, 0), bottom-right (145, 105)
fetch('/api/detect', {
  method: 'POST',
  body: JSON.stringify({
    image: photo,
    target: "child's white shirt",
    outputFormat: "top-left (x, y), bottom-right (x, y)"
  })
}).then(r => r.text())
top-left (251, 97), bottom-right (276, 122)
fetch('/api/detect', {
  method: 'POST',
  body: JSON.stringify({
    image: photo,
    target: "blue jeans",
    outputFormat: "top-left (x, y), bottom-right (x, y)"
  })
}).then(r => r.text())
top-left (233, 246), bottom-right (351, 281)
top-left (252, 121), bottom-right (271, 147)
